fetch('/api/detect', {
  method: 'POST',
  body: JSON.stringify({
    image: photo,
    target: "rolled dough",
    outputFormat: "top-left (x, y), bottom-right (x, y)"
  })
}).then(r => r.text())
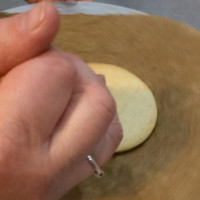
top-left (88, 63), bottom-right (157, 152)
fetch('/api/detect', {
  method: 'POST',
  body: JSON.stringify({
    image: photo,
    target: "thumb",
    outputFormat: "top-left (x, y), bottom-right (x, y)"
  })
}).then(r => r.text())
top-left (0, 2), bottom-right (59, 75)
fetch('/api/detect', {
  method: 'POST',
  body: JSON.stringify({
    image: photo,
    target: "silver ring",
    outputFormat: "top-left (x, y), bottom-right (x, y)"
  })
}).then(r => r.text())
top-left (87, 155), bottom-right (104, 178)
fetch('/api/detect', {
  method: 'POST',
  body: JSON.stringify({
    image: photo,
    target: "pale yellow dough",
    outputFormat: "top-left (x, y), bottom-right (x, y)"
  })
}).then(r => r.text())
top-left (88, 63), bottom-right (157, 152)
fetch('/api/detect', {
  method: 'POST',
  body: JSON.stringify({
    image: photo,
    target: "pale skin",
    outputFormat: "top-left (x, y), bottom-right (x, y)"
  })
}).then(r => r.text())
top-left (0, 3), bottom-right (122, 200)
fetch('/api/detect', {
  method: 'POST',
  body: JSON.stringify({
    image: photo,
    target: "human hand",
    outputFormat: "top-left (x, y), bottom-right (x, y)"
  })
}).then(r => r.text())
top-left (0, 3), bottom-right (122, 200)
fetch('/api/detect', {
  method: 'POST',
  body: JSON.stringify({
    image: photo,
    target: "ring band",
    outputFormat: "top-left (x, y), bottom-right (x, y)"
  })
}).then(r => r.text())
top-left (87, 155), bottom-right (104, 178)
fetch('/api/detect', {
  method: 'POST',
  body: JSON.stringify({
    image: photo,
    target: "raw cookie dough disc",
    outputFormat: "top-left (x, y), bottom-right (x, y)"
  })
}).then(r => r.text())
top-left (88, 63), bottom-right (157, 152)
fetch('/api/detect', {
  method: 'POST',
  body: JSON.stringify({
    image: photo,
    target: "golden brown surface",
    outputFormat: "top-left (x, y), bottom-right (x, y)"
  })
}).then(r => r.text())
top-left (54, 14), bottom-right (200, 200)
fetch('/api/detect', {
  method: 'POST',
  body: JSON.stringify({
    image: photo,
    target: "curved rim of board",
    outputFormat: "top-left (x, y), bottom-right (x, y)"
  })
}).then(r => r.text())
top-left (3, 2), bottom-right (146, 15)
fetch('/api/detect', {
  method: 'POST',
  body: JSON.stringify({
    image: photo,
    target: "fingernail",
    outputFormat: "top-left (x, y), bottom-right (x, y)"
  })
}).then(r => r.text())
top-left (98, 74), bottom-right (106, 85)
top-left (19, 2), bottom-right (46, 31)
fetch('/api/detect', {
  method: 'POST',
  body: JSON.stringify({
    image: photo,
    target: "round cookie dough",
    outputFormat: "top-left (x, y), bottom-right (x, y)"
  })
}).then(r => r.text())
top-left (88, 63), bottom-right (157, 152)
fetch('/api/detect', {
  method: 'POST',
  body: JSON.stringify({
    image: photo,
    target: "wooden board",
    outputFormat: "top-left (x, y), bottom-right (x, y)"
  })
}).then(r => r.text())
top-left (54, 15), bottom-right (200, 200)
top-left (1, 12), bottom-right (200, 199)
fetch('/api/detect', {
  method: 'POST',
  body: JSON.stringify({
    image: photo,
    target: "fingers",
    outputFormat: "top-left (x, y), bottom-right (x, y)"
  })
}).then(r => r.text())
top-left (0, 49), bottom-right (76, 145)
top-left (0, 2), bottom-right (59, 75)
top-left (50, 54), bottom-right (116, 162)
top-left (85, 114), bottom-right (123, 168)
top-left (93, 114), bottom-right (123, 162)
top-left (51, 112), bottom-right (122, 193)
top-left (49, 56), bottom-right (122, 193)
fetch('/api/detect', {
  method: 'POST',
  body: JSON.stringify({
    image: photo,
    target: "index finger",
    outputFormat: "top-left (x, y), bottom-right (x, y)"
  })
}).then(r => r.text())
top-left (50, 54), bottom-right (116, 163)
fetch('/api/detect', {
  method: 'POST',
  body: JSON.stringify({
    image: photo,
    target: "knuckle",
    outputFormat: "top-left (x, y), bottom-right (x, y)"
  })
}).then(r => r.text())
top-left (90, 84), bottom-right (116, 121)
top-left (40, 50), bottom-right (76, 84)
top-left (109, 119), bottom-right (123, 150)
